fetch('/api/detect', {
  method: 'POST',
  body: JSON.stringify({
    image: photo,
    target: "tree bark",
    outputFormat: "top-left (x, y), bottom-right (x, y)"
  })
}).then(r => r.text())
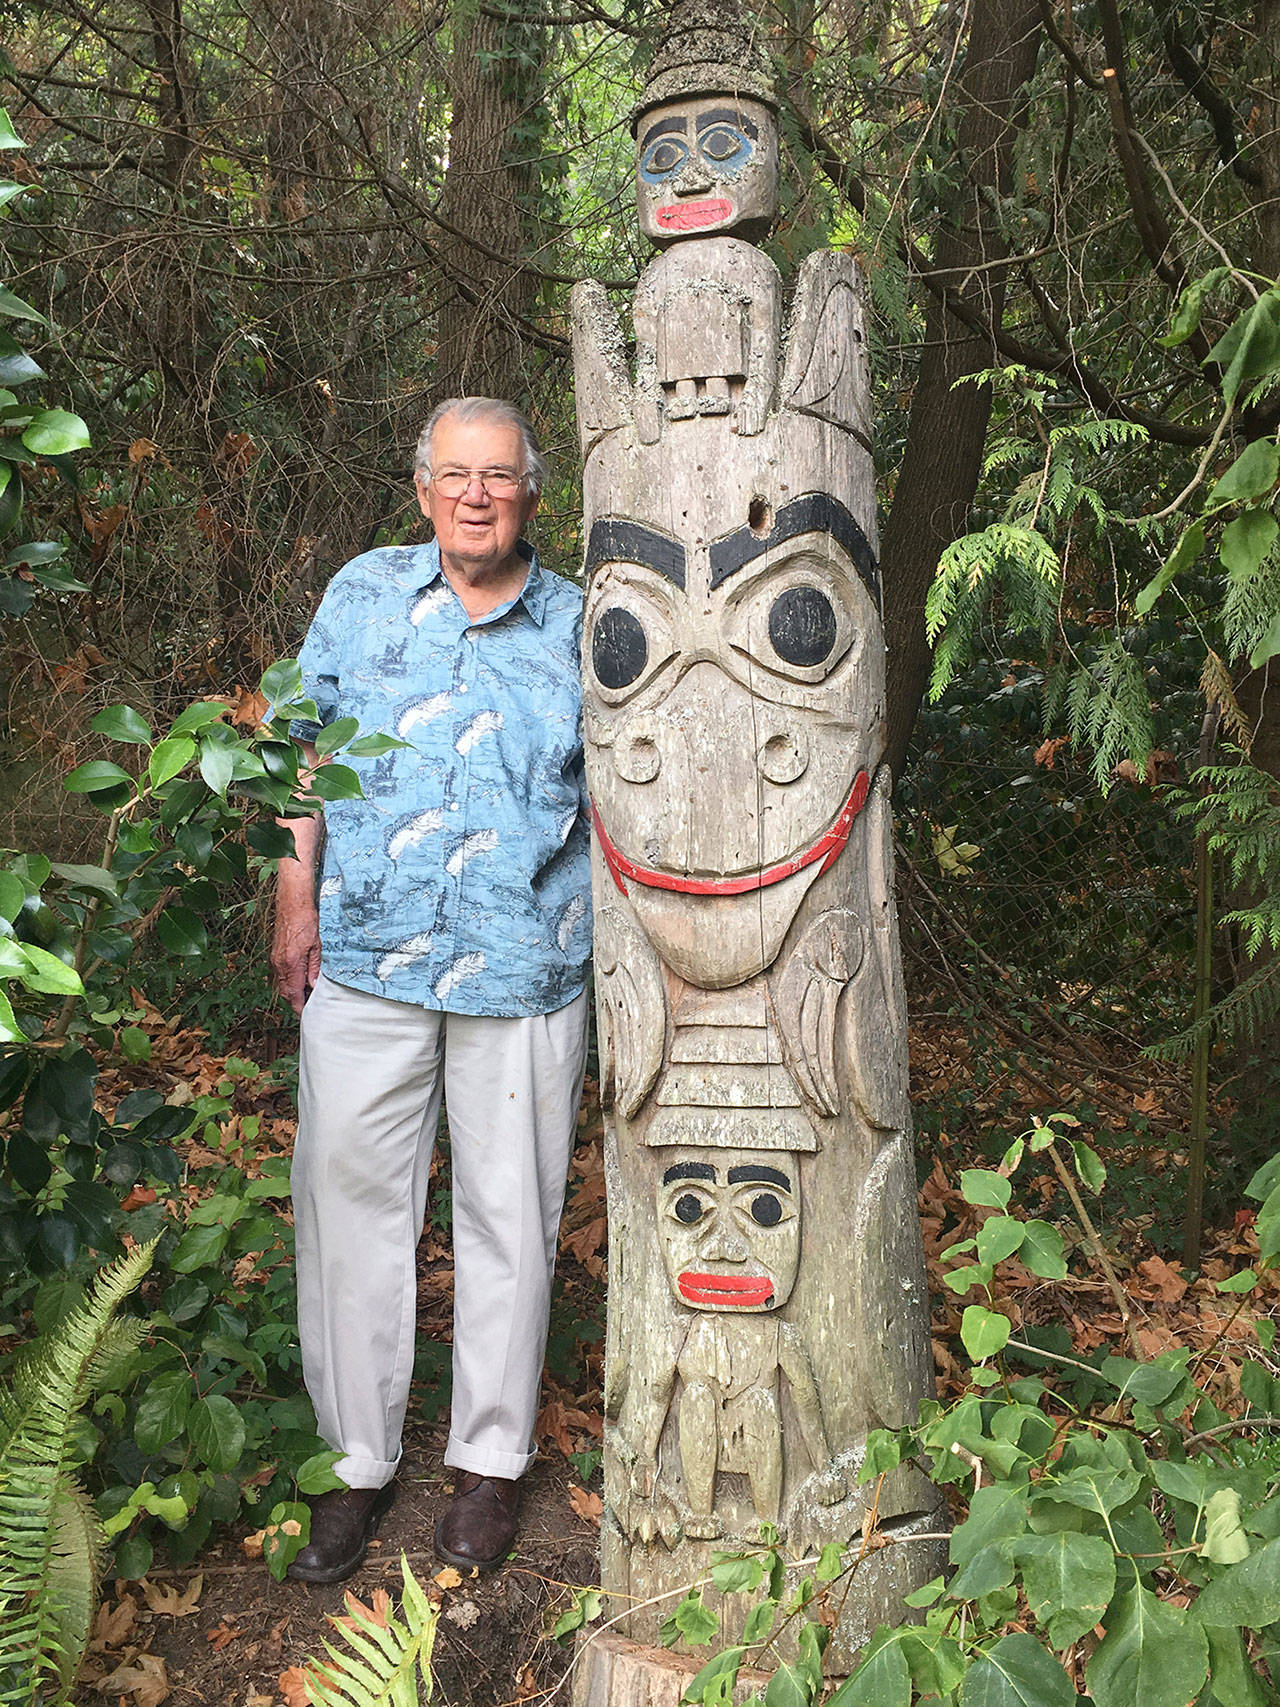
top-left (433, 3), bottom-right (546, 404)
top-left (880, 0), bottom-right (1044, 777)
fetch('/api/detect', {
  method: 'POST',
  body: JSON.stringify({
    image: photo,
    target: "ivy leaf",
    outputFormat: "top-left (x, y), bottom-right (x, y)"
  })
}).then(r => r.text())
top-left (187, 1393), bottom-right (246, 1472)
top-left (1207, 438), bottom-right (1280, 509)
top-left (976, 1215), bottom-right (1026, 1265)
top-left (1158, 267), bottom-right (1231, 347)
top-left (962, 1304), bottom-right (1011, 1362)
top-left (295, 1450), bottom-right (347, 1496)
top-left (1019, 1220), bottom-right (1068, 1280)
top-left (1086, 1585), bottom-right (1208, 1707)
top-left (1203, 1488), bottom-right (1252, 1565)
top-left (1014, 1530), bottom-right (1115, 1649)
top-left (710, 1554), bottom-right (765, 1595)
top-left (133, 1370), bottom-right (192, 1453)
top-left (1069, 1140), bottom-right (1106, 1193)
top-left (169, 1220), bottom-right (230, 1272)
top-left (827, 1631), bottom-right (911, 1705)
top-left (957, 1632), bottom-right (1076, 1706)
top-left (1249, 609), bottom-right (1280, 669)
top-left (1193, 1535), bottom-right (1280, 1626)
top-left (960, 1169), bottom-right (1012, 1209)
top-left (1220, 507), bottom-right (1279, 579)
top-left (1202, 1622), bottom-right (1271, 1707)
top-left (1207, 289), bottom-right (1280, 405)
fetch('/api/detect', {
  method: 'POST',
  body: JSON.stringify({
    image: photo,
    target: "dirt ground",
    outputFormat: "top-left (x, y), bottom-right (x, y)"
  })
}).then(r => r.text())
top-left (93, 1419), bottom-right (602, 1706)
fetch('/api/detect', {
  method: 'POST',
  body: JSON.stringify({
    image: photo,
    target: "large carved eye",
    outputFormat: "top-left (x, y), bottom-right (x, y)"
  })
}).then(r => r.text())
top-left (699, 125), bottom-right (751, 169)
top-left (592, 606), bottom-right (648, 690)
top-left (640, 137), bottom-right (688, 180)
top-left (674, 1193), bottom-right (705, 1225)
top-left (768, 585), bottom-right (837, 667)
top-left (748, 1192), bottom-right (783, 1227)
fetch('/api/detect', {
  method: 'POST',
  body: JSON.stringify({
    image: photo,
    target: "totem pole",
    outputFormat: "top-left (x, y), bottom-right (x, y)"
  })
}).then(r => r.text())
top-left (571, 5), bottom-right (943, 1693)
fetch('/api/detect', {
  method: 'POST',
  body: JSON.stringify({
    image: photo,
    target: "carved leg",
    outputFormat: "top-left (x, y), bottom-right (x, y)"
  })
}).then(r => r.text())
top-left (668, 379), bottom-right (697, 420)
top-left (741, 1387), bottom-right (783, 1528)
top-left (679, 1382), bottom-right (722, 1538)
top-left (699, 375), bottom-right (732, 415)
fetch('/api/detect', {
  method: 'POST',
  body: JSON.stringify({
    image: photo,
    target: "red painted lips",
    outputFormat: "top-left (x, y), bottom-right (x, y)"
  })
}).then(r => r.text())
top-left (678, 1272), bottom-right (775, 1308)
top-left (656, 198), bottom-right (733, 232)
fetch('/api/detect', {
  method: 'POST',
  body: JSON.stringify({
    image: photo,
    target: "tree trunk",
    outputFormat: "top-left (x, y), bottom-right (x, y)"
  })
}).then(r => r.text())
top-left (880, 0), bottom-right (1044, 776)
top-left (433, 4), bottom-right (546, 404)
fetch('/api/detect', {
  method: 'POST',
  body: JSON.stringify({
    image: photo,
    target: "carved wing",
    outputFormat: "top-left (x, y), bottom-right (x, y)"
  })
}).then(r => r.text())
top-left (842, 768), bottom-right (910, 1132)
top-left (596, 904), bottom-right (667, 1117)
top-left (779, 250), bottom-right (872, 448)
top-left (570, 278), bottom-right (634, 457)
top-left (771, 907), bottom-right (864, 1119)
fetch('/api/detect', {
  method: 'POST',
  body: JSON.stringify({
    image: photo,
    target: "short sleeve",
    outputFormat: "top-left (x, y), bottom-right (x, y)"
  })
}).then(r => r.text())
top-left (289, 587), bottom-right (344, 743)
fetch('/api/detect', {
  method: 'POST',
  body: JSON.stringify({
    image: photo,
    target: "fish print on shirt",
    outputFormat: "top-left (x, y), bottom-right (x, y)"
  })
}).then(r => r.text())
top-left (387, 809), bottom-right (445, 860)
top-left (292, 538), bottom-right (591, 1017)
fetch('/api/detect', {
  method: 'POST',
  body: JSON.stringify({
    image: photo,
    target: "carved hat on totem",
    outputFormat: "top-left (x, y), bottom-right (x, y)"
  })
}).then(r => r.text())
top-left (632, 0), bottom-right (778, 131)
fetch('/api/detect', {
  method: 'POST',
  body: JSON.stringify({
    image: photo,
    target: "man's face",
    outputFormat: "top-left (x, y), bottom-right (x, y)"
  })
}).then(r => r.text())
top-left (657, 1150), bottom-right (802, 1313)
top-left (415, 415), bottom-right (539, 581)
top-left (635, 96), bottom-right (778, 244)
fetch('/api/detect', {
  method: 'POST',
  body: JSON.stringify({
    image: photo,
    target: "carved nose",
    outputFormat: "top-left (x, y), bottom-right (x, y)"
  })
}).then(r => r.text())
top-left (675, 159), bottom-right (713, 195)
top-left (758, 727), bottom-right (809, 785)
top-left (699, 1223), bottom-right (749, 1263)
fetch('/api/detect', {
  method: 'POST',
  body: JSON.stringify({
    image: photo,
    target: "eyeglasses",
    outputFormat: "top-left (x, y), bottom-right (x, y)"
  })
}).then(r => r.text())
top-left (429, 467), bottom-right (527, 499)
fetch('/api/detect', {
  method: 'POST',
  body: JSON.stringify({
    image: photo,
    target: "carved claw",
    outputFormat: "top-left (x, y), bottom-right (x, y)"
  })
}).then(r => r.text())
top-left (733, 388), bottom-right (768, 438)
top-left (807, 1466), bottom-right (849, 1507)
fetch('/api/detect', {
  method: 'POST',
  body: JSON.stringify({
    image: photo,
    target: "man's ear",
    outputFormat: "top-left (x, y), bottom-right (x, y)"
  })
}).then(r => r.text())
top-left (414, 474), bottom-right (432, 519)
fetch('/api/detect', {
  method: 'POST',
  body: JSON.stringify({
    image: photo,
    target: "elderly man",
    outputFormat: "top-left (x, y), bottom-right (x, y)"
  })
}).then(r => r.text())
top-left (271, 397), bottom-right (591, 1582)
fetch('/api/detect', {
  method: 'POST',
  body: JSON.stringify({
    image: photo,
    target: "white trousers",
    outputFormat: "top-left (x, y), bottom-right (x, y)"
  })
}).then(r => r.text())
top-left (292, 973), bottom-right (589, 1488)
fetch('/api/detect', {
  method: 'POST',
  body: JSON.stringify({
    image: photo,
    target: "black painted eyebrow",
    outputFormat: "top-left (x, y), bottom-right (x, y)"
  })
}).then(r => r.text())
top-left (640, 116), bottom-right (688, 148)
top-left (727, 1165), bottom-right (792, 1189)
top-left (708, 493), bottom-right (880, 606)
top-left (587, 518), bottom-right (686, 589)
top-left (663, 1162), bottom-right (718, 1185)
top-left (697, 107), bottom-right (758, 139)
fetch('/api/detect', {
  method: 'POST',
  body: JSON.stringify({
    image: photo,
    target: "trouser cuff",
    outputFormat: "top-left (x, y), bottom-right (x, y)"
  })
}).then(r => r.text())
top-left (444, 1433), bottom-right (536, 1480)
top-left (333, 1450), bottom-right (400, 1490)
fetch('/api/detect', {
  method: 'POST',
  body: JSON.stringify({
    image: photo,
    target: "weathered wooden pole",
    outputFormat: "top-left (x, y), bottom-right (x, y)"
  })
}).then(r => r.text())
top-left (571, 5), bottom-right (944, 1693)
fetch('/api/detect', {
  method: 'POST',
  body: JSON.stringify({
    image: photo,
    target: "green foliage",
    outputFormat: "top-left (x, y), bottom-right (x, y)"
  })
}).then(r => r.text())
top-left (612, 1124), bottom-right (1280, 1705)
top-left (0, 663), bottom-right (401, 1590)
top-left (0, 1239), bottom-right (154, 1704)
top-left (0, 107), bottom-right (91, 621)
top-left (302, 1558), bottom-right (440, 1707)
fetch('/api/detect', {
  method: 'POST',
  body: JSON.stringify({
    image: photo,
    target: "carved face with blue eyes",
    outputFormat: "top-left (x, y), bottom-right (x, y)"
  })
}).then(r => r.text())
top-left (635, 96), bottom-right (779, 245)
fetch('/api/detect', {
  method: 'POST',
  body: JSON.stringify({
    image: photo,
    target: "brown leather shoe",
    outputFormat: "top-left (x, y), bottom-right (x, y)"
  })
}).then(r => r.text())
top-left (434, 1472), bottom-right (521, 1570)
top-left (287, 1483), bottom-right (396, 1584)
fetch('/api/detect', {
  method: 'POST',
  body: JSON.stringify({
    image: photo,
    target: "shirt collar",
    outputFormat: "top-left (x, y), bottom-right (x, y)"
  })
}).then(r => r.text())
top-left (398, 539), bottom-right (548, 626)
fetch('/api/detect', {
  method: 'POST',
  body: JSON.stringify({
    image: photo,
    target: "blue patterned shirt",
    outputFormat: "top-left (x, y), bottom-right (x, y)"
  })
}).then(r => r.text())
top-left (290, 539), bottom-right (591, 1018)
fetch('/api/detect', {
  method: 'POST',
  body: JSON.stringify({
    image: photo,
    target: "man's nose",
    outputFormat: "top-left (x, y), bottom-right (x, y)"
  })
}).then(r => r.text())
top-left (460, 474), bottom-right (492, 503)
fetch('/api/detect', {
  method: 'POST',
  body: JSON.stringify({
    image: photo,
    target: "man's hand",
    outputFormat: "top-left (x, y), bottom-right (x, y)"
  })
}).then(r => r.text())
top-left (271, 891), bottom-right (321, 1015)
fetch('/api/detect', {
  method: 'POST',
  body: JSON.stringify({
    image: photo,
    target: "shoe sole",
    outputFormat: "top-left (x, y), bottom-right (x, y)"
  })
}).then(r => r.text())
top-left (433, 1533), bottom-right (513, 1572)
top-left (287, 1483), bottom-right (397, 1585)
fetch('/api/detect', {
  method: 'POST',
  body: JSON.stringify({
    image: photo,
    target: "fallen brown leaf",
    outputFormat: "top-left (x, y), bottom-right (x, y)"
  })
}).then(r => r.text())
top-left (121, 1184), bottom-right (157, 1212)
top-left (96, 1652), bottom-right (168, 1707)
top-left (207, 1620), bottom-right (243, 1650)
top-left (90, 1592), bottom-right (137, 1650)
top-left (278, 1666), bottom-right (313, 1707)
top-left (142, 1575), bottom-right (202, 1617)
top-left (242, 1529), bottom-right (266, 1560)
top-left (568, 1485), bottom-right (603, 1527)
top-left (333, 1588), bottom-right (391, 1632)
top-left (433, 1565), bottom-right (463, 1590)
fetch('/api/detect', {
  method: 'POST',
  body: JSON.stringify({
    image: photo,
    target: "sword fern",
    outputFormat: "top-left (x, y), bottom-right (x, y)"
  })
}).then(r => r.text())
top-left (0, 1239), bottom-right (155, 1705)
top-left (304, 1559), bottom-right (440, 1707)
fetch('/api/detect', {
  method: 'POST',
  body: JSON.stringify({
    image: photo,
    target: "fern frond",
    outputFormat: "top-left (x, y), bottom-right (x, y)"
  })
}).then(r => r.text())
top-left (47, 1482), bottom-right (106, 1695)
top-left (306, 1559), bottom-right (439, 1707)
top-left (926, 523), bottom-right (1061, 698)
top-left (0, 1239), bottom-right (155, 1706)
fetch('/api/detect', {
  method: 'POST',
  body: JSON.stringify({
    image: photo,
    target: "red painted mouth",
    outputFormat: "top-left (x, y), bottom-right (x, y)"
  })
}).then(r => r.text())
top-left (656, 198), bottom-right (733, 232)
top-left (592, 769), bottom-right (870, 898)
top-left (678, 1272), bottom-right (775, 1308)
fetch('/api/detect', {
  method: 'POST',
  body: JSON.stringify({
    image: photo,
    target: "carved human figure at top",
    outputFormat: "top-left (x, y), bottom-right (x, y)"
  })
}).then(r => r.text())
top-left (629, 10), bottom-right (781, 442)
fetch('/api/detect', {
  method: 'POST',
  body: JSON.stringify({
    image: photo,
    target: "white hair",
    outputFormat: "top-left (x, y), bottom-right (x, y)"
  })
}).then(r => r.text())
top-left (414, 397), bottom-right (548, 495)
